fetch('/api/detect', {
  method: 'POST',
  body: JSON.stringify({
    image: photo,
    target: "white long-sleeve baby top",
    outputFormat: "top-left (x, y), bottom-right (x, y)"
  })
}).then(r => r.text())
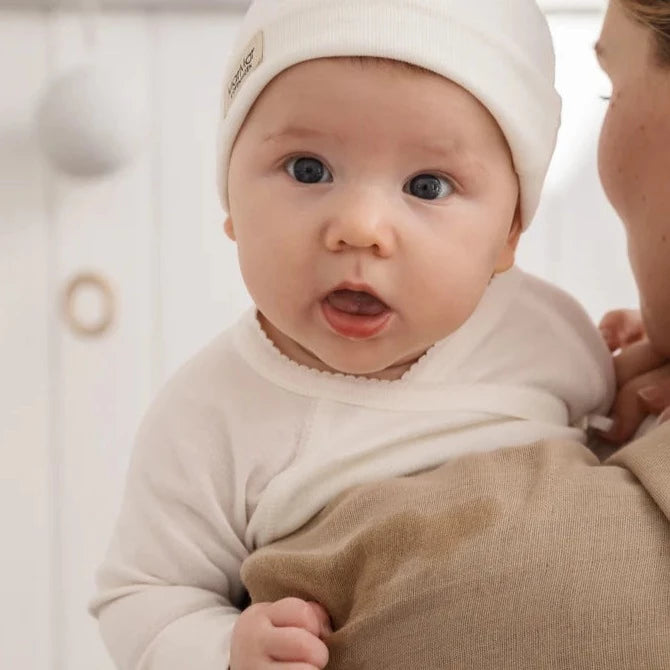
top-left (90, 266), bottom-right (614, 670)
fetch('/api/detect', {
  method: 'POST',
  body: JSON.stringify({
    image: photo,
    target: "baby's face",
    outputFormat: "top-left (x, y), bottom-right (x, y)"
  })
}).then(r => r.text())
top-left (225, 58), bottom-right (521, 379)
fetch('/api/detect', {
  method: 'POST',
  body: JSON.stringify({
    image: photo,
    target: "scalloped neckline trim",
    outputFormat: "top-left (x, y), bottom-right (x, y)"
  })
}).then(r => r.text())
top-left (248, 309), bottom-right (433, 387)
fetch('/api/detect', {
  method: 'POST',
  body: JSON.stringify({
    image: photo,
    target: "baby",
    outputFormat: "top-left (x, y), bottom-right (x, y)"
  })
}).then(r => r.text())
top-left (90, 1), bottom-right (615, 668)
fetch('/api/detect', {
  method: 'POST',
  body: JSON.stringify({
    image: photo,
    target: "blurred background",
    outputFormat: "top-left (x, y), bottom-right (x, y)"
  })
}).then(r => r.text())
top-left (0, 0), bottom-right (636, 668)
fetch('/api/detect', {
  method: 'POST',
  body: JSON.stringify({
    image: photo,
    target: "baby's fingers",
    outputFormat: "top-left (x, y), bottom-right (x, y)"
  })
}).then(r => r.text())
top-left (268, 598), bottom-right (332, 639)
top-left (306, 602), bottom-right (332, 640)
top-left (266, 627), bottom-right (329, 667)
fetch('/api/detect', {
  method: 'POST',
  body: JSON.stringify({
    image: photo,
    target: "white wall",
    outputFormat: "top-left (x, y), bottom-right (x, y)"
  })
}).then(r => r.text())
top-left (1, 15), bottom-right (52, 670)
top-left (520, 14), bottom-right (638, 318)
top-left (1, 10), bottom-right (249, 670)
top-left (0, 7), bottom-right (636, 670)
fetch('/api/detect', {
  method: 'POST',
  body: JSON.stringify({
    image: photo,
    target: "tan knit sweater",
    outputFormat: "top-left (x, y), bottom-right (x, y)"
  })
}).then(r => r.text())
top-left (242, 424), bottom-right (670, 669)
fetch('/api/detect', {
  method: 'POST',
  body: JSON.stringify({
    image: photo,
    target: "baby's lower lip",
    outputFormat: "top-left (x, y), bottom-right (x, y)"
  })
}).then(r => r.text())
top-left (321, 299), bottom-right (393, 339)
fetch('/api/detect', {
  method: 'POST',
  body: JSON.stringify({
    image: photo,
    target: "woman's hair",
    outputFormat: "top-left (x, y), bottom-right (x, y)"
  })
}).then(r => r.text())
top-left (621, 0), bottom-right (670, 65)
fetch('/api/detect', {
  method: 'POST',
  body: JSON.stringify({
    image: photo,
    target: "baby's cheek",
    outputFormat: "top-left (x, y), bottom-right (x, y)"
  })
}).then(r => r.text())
top-left (421, 255), bottom-right (490, 316)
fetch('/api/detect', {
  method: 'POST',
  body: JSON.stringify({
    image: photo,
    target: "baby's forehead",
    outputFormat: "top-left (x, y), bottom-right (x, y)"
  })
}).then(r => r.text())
top-left (249, 58), bottom-right (500, 145)
top-left (256, 57), bottom-right (475, 117)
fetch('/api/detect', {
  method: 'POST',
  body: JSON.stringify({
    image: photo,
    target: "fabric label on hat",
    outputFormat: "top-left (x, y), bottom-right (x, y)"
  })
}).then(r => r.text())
top-left (225, 31), bottom-right (264, 118)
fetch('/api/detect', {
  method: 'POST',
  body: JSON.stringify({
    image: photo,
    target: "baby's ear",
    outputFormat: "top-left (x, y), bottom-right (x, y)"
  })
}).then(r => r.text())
top-left (493, 205), bottom-right (522, 274)
top-left (223, 216), bottom-right (236, 241)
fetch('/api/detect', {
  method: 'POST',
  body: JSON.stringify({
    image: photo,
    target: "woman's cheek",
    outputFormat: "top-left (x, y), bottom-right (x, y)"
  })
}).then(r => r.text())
top-left (597, 106), bottom-right (622, 213)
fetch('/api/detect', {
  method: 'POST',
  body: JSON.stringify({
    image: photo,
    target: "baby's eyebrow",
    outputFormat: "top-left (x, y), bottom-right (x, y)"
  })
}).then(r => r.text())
top-left (410, 138), bottom-right (469, 161)
top-left (263, 126), bottom-right (339, 144)
top-left (263, 126), bottom-right (469, 159)
top-left (261, 124), bottom-right (484, 174)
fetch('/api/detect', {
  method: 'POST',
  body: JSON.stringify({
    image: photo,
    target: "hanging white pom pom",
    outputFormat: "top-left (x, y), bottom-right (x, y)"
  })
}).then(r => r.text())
top-left (36, 64), bottom-right (149, 178)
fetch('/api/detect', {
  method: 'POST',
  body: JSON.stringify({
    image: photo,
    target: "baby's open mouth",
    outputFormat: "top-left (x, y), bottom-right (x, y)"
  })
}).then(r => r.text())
top-left (326, 290), bottom-right (389, 316)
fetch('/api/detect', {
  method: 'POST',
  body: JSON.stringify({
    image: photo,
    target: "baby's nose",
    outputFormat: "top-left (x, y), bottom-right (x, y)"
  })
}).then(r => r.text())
top-left (323, 189), bottom-right (397, 257)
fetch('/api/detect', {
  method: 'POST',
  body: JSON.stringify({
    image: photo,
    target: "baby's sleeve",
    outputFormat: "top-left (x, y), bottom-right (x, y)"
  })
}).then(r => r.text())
top-left (89, 366), bottom-right (249, 670)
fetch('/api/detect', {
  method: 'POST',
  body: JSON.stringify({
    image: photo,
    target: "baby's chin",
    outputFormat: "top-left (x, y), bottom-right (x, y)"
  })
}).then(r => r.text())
top-left (258, 310), bottom-right (424, 380)
top-left (309, 346), bottom-right (424, 381)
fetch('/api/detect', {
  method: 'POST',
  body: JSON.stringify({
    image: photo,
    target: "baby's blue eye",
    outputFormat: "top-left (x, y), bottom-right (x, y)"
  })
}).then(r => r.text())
top-left (406, 174), bottom-right (454, 200)
top-left (286, 156), bottom-right (332, 184)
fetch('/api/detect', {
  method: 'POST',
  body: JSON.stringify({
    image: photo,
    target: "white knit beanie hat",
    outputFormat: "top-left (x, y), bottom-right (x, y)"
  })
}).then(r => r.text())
top-left (217, 0), bottom-right (561, 229)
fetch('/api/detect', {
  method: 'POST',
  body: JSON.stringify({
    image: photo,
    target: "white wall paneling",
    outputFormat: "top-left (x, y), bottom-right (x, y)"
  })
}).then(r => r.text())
top-left (2, 8), bottom-right (250, 670)
top-left (0, 0), bottom-right (607, 12)
top-left (46, 11), bottom-right (157, 670)
top-left (154, 12), bottom-right (251, 380)
top-left (0, 13), bottom-right (52, 670)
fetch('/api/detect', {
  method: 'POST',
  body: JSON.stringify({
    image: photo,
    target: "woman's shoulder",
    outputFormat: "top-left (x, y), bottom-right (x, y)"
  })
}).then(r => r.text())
top-left (606, 419), bottom-right (670, 520)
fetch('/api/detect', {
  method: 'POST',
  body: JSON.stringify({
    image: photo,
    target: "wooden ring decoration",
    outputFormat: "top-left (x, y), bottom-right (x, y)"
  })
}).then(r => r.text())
top-left (62, 271), bottom-right (116, 337)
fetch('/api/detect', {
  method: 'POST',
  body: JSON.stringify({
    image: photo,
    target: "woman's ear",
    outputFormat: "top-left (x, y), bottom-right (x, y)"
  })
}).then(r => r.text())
top-left (494, 205), bottom-right (522, 274)
top-left (224, 216), bottom-right (236, 241)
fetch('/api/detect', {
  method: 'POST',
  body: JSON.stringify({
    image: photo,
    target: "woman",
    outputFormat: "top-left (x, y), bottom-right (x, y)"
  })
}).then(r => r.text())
top-left (595, 0), bottom-right (670, 443)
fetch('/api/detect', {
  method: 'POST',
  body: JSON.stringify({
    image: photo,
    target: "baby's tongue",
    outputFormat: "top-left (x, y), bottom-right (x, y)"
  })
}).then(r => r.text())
top-left (327, 290), bottom-right (388, 316)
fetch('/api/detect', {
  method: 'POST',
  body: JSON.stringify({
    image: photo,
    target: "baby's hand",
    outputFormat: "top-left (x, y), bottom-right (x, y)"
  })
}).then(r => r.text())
top-left (230, 597), bottom-right (331, 670)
